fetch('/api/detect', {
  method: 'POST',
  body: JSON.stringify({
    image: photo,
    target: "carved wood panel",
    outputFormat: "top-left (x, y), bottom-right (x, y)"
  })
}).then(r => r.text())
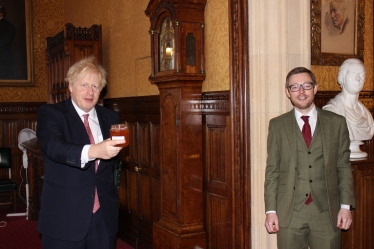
top-left (204, 115), bottom-right (232, 249)
top-left (46, 23), bottom-right (102, 104)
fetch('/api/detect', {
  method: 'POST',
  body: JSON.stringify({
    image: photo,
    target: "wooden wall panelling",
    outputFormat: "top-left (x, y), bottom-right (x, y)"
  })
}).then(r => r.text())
top-left (204, 115), bottom-right (231, 248)
top-left (0, 102), bottom-right (43, 210)
top-left (105, 91), bottom-right (230, 248)
top-left (104, 96), bottom-right (161, 249)
top-left (341, 160), bottom-right (374, 249)
top-left (202, 91), bottom-right (231, 249)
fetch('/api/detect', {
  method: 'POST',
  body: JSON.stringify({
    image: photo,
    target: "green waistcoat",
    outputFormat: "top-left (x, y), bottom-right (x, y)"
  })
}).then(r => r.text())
top-left (294, 122), bottom-right (329, 213)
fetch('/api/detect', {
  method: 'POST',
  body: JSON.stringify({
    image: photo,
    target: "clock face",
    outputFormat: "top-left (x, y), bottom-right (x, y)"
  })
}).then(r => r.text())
top-left (159, 17), bottom-right (174, 72)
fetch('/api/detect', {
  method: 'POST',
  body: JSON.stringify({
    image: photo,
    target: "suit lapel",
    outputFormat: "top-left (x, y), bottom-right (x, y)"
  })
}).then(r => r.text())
top-left (317, 108), bottom-right (331, 165)
top-left (283, 110), bottom-right (298, 162)
top-left (95, 106), bottom-right (111, 173)
top-left (96, 105), bottom-right (110, 140)
top-left (65, 99), bottom-right (91, 145)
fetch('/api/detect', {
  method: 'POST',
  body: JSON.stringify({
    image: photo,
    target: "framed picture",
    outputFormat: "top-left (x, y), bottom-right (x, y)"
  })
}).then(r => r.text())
top-left (0, 0), bottom-right (34, 86)
top-left (311, 0), bottom-right (365, 66)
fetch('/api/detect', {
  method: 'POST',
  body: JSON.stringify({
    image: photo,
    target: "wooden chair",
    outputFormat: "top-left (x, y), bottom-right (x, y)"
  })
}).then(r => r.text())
top-left (0, 147), bottom-right (17, 212)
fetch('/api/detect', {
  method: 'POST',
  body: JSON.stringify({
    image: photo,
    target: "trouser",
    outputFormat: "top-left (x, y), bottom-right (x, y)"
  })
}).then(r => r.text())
top-left (277, 201), bottom-right (341, 249)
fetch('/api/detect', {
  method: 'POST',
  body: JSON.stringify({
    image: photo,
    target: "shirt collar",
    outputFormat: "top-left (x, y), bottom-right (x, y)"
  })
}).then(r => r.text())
top-left (294, 104), bottom-right (317, 121)
top-left (71, 99), bottom-right (97, 119)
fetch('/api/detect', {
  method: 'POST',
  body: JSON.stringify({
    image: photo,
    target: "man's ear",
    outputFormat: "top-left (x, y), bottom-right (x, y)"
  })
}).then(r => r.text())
top-left (285, 88), bottom-right (291, 98)
top-left (313, 84), bottom-right (318, 95)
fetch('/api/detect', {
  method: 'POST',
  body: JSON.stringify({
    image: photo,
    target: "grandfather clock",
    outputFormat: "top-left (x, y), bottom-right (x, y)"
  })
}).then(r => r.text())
top-left (145, 1), bottom-right (207, 248)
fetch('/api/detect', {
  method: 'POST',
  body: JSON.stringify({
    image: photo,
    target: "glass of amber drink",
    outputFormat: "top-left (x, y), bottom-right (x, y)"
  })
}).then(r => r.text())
top-left (110, 123), bottom-right (129, 147)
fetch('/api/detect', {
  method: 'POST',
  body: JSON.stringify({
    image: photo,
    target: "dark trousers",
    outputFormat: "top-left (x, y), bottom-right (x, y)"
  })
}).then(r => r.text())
top-left (41, 208), bottom-right (117, 249)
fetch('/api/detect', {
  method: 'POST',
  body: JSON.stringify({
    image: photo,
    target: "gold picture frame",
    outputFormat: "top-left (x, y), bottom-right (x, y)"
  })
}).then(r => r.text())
top-left (311, 0), bottom-right (364, 66)
top-left (0, 0), bottom-right (34, 86)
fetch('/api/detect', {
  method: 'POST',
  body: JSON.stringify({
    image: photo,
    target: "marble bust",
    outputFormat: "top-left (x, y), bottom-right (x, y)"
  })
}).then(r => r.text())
top-left (323, 58), bottom-right (374, 154)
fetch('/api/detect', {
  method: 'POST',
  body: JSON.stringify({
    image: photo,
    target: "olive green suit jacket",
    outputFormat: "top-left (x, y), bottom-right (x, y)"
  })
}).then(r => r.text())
top-left (264, 107), bottom-right (355, 231)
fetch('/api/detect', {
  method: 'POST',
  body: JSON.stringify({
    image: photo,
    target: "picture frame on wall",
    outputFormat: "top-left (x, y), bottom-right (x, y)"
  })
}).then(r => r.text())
top-left (0, 0), bottom-right (34, 86)
top-left (311, 0), bottom-right (365, 66)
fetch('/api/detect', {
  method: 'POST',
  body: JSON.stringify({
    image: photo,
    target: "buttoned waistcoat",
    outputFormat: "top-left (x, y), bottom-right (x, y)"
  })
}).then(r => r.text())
top-left (264, 107), bottom-right (355, 231)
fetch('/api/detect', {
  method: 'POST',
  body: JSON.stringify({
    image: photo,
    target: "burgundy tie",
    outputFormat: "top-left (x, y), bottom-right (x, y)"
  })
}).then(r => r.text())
top-left (301, 116), bottom-right (312, 147)
top-left (301, 115), bottom-right (313, 205)
top-left (83, 114), bottom-right (100, 213)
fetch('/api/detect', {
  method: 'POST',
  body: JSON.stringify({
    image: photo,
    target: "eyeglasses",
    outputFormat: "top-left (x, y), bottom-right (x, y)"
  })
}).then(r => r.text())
top-left (288, 82), bottom-right (314, 92)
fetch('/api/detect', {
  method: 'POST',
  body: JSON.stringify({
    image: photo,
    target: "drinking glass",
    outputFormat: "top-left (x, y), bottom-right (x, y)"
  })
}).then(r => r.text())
top-left (110, 123), bottom-right (129, 147)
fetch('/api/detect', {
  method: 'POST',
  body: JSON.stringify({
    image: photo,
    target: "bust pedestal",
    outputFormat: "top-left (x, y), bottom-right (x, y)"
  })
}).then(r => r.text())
top-left (349, 140), bottom-right (368, 159)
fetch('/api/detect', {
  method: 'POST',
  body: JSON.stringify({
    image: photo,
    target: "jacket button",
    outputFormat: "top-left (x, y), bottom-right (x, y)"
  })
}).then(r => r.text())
top-left (310, 180), bottom-right (312, 183)
top-left (308, 152), bottom-right (311, 154)
top-left (306, 193), bottom-right (309, 196)
top-left (309, 165), bottom-right (312, 168)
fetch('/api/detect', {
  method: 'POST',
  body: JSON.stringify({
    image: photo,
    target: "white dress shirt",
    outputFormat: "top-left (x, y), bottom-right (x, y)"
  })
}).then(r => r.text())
top-left (71, 100), bottom-right (103, 167)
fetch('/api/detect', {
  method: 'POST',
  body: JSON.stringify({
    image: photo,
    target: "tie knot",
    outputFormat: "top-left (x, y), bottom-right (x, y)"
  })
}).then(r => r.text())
top-left (301, 116), bottom-right (309, 123)
top-left (83, 114), bottom-right (89, 122)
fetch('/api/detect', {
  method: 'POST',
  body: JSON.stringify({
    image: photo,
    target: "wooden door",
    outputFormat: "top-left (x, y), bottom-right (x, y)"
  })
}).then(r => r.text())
top-left (118, 120), bottom-right (161, 249)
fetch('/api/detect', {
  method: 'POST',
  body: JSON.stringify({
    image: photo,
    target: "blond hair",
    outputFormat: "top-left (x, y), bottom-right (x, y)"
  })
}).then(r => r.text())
top-left (65, 55), bottom-right (107, 89)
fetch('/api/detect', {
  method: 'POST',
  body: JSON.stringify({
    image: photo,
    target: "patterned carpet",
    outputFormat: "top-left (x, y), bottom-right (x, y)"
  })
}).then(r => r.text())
top-left (0, 207), bottom-right (133, 249)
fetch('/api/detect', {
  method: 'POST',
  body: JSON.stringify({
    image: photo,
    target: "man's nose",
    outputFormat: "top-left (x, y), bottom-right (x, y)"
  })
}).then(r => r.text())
top-left (87, 86), bottom-right (94, 94)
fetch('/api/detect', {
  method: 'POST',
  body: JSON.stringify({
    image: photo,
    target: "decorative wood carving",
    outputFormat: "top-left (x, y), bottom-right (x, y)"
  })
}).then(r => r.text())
top-left (45, 23), bottom-right (102, 104)
top-left (228, 0), bottom-right (250, 247)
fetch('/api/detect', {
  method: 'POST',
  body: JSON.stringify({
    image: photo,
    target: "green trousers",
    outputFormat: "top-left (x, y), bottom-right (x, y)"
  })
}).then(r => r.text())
top-left (277, 201), bottom-right (341, 249)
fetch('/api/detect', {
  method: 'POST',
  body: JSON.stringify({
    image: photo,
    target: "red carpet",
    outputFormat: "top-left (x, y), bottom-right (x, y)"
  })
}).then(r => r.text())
top-left (0, 207), bottom-right (133, 249)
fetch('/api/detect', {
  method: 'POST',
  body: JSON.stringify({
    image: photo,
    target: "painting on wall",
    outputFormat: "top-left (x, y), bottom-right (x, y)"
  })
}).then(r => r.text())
top-left (311, 0), bottom-right (365, 66)
top-left (0, 0), bottom-right (34, 86)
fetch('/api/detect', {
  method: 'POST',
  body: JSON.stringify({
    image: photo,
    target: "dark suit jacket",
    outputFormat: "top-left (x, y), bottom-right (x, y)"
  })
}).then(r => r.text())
top-left (264, 107), bottom-right (355, 231)
top-left (36, 98), bottom-right (120, 241)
